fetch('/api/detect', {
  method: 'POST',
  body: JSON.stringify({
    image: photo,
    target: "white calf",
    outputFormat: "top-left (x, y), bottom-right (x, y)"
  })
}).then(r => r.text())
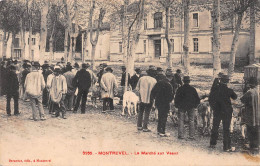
top-left (122, 91), bottom-right (139, 116)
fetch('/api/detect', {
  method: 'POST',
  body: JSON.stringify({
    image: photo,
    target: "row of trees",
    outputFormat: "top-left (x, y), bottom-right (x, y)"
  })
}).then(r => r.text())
top-left (0, 0), bottom-right (259, 81)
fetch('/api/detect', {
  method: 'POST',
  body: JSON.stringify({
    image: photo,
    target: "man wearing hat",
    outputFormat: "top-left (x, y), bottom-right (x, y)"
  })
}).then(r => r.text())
top-left (73, 63), bottom-right (92, 114)
top-left (210, 72), bottom-right (223, 92)
top-left (209, 74), bottom-right (237, 152)
top-left (24, 62), bottom-right (46, 120)
top-left (100, 67), bottom-right (118, 112)
top-left (6, 65), bottom-right (20, 116)
top-left (48, 66), bottom-right (67, 119)
top-left (175, 76), bottom-right (200, 140)
top-left (151, 73), bottom-right (174, 137)
top-left (155, 67), bottom-right (166, 82)
top-left (64, 64), bottom-right (76, 111)
top-left (240, 77), bottom-right (259, 155)
top-left (135, 69), bottom-right (157, 132)
top-left (130, 68), bottom-right (141, 90)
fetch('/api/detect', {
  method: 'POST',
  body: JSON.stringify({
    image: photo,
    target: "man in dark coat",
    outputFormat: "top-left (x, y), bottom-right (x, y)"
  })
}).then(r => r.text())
top-left (175, 76), bottom-right (200, 140)
top-left (6, 65), bottom-right (20, 116)
top-left (155, 67), bottom-right (166, 82)
top-left (210, 72), bottom-right (223, 92)
top-left (151, 77), bottom-right (174, 137)
top-left (240, 77), bottom-right (259, 155)
top-left (97, 63), bottom-right (107, 85)
top-left (130, 68), bottom-right (141, 90)
top-left (209, 75), bottom-right (237, 152)
top-left (73, 63), bottom-right (92, 114)
top-left (174, 69), bottom-right (183, 88)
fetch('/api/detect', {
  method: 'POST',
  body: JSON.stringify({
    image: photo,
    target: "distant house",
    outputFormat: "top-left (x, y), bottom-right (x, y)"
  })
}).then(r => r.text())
top-left (0, 30), bottom-right (41, 61)
top-left (109, 0), bottom-right (251, 65)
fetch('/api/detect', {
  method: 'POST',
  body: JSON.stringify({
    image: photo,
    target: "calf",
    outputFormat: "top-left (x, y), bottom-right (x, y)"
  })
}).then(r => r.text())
top-left (197, 100), bottom-right (212, 136)
top-left (121, 91), bottom-right (139, 116)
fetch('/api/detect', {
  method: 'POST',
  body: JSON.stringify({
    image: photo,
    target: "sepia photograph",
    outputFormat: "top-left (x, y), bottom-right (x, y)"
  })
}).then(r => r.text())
top-left (0, 0), bottom-right (259, 165)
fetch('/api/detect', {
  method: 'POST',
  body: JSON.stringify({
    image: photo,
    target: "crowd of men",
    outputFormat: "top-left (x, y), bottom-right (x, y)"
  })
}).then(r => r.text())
top-left (0, 58), bottom-right (259, 155)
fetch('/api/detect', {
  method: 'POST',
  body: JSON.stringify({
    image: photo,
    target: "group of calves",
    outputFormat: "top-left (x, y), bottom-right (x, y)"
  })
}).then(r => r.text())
top-left (118, 90), bottom-right (246, 138)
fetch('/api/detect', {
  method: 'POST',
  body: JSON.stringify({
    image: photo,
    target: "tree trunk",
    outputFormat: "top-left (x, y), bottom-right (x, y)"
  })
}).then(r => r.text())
top-left (2, 31), bottom-right (9, 60)
top-left (249, 0), bottom-right (256, 64)
top-left (39, 1), bottom-right (49, 60)
top-left (68, 36), bottom-right (73, 62)
top-left (20, 19), bottom-right (25, 60)
top-left (49, 36), bottom-right (54, 61)
top-left (228, 12), bottom-right (243, 77)
top-left (83, 32), bottom-right (88, 63)
top-left (183, 0), bottom-right (190, 75)
top-left (91, 44), bottom-right (96, 69)
top-left (29, 21), bottom-right (32, 61)
top-left (64, 29), bottom-right (69, 62)
top-left (72, 36), bottom-right (76, 61)
top-left (165, 6), bottom-right (173, 68)
top-left (11, 32), bottom-right (15, 59)
top-left (212, 0), bottom-right (221, 78)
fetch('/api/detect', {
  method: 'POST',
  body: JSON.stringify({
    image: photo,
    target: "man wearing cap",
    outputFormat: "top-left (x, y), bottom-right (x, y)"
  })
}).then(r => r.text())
top-left (24, 62), bottom-right (46, 120)
top-left (209, 74), bottom-right (237, 152)
top-left (135, 69), bottom-right (157, 132)
top-left (240, 77), bottom-right (259, 155)
top-left (175, 76), bottom-right (200, 140)
top-left (63, 64), bottom-right (76, 111)
top-left (130, 68), bottom-right (141, 90)
top-left (49, 66), bottom-right (67, 119)
top-left (100, 67), bottom-right (118, 112)
top-left (151, 74), bottom-right (174, 136)
top-left (155, 67), bottom-right (166, 82)
top-left (86, 63), bottom-right (97, 86)
top-left (73, 63), bottom-right (92, 114)
top-left (6, 65), bottom-right (20, 116)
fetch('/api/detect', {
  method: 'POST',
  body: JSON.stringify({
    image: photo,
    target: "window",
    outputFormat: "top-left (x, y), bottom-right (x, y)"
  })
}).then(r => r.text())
top-left (119, 42), bottom-right (122, 53)
top-left (32, 38), bottom-right (36, 45)
top-left (28, 38), bottom-right (36, 45)
top-left (144, 18), bottom-right (147, 30)
top-left (14, 38), bottom-right (20, 47)
top-left (31, 50), bottom-right (34, 61)
top-left (170, 16), bottom-right (174, 28)
top-left (170, 39), bottom-right (174, 53)
top-left (209, 11), bottom-right (213, 28)
top-left (193, 13), bottom-right (199, 27)
top-left (143, 40), bottom-right (146, 53)
top-left (154, 12), bottom-right (162, 29)
top-left (193, 38), bottom-right (199, 52)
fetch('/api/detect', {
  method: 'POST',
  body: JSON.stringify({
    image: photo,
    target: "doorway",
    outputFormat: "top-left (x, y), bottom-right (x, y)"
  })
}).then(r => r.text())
top-left (154, 40), bottom-right (161, 58)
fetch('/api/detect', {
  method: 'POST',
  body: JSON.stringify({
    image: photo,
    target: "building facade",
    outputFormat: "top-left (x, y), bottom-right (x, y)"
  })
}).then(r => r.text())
top-left (110, 4), bottom-right (250, 65)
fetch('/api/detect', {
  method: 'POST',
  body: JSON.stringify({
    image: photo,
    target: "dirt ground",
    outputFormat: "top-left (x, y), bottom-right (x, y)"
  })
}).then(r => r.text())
top-left (0, 64), bottom-right (259, 166)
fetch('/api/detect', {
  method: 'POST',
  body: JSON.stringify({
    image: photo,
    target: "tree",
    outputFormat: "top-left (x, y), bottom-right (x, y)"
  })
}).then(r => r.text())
top-left (39, 0), bottom-right (49, 60)
top-left (155, 0), bottom-right (181, 68)
top-left (226, 0), bottom-right (253, 77)
top-left (182, 0), bottom-right (190, 75)
top-left (88, 0), bottom-right (105, 69)
top-left (0, 0), bottom-right (22, 59)
top-left (212, 0), bottom-right (222, 77)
